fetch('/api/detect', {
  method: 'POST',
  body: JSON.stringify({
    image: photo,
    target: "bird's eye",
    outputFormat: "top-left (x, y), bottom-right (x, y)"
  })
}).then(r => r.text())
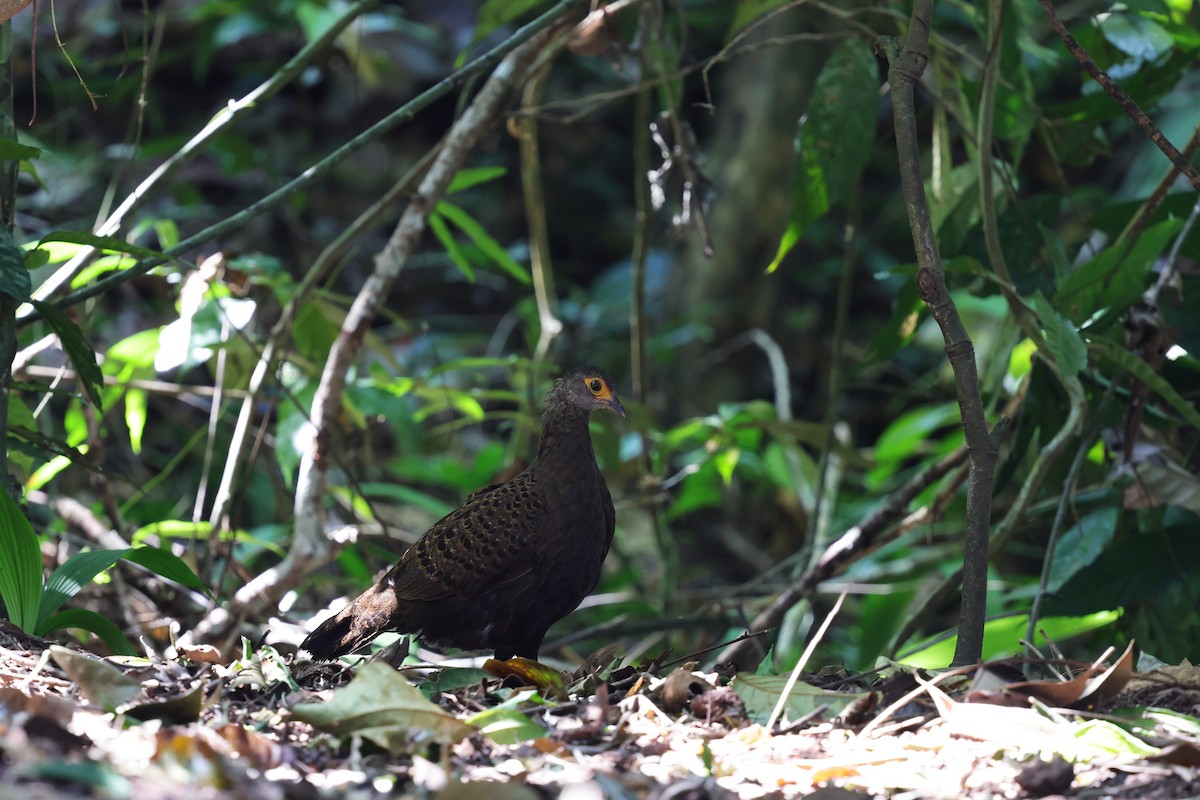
top-left (588, 378), bottom-right (603, 393)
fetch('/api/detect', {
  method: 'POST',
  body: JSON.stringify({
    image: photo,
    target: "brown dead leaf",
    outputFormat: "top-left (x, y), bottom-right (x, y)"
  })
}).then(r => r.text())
top-left (972, 642), bottom-right (1134, 709)
top-left (176, 644), bottom-right (222, 665)
top-left (661, 666), bottom-right (713, 714)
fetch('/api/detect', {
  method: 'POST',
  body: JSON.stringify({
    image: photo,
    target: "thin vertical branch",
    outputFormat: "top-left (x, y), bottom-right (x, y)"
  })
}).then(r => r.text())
top-left (0, 20), bottom-right (18, 489)
top-left (879, 0), bottom-right (1002, 666)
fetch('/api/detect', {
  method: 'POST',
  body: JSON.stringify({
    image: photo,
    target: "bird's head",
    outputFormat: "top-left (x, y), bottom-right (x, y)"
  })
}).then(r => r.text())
top-left (554, 365), bottom-right (625, 417)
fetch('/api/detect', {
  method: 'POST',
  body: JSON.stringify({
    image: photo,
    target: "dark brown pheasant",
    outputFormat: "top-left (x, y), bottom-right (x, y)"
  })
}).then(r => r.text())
top-left (300, 366), bottom-right (624, 661)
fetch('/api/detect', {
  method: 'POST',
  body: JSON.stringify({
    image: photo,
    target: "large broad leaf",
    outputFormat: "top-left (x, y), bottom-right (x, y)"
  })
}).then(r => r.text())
top-left (36, 550), bottom-right (127, 634)
top-left (123, 546), bottom-right (210, 596)
top-left (470, 0), bottom-right (548, 47)
top-left (31, 300), bottom-right (105, 411)
top-left (1047, 526), bottom-right (1200, 616)
top-left (0, 489), bottom-right (43, 632)
top-left (1047, 506), bottom-right (1120, 593)
top-left (36, 546), bottom-right (209, 634)
top-left (767, 39), bottom-right (878, 272)
top-left (292, 661), bottom-right (473, 751)
top-left (0, 227), bottom-right (31, 301)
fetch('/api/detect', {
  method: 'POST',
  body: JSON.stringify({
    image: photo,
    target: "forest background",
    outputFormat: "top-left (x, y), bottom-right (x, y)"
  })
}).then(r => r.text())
top-left (1, 0), bottom-right (1199, 686)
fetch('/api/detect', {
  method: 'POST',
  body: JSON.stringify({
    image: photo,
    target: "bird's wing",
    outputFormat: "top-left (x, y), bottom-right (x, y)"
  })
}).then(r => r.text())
top-left (384, 476), bottom-right (539, 603)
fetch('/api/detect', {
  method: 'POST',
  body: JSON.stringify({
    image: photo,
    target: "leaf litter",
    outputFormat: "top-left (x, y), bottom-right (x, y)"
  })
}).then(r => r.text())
top-left (2, 624), bottom-right (1200, 798)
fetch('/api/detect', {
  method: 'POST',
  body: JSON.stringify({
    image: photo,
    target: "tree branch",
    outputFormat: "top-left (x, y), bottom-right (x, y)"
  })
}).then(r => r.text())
top-left (1038, 0), bottom-right (1200, 192)
top-left (879, 1), bottom-right (1003, 666)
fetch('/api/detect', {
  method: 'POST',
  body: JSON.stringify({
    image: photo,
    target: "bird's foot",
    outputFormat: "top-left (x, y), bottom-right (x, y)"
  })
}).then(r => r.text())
top-left (483, 657), bottom-right (567, 699)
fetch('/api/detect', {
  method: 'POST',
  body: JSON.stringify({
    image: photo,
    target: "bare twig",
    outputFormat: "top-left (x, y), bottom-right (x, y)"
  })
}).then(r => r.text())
top-left (766, 585), bottom-right (848, 734)
top-left (1118, 124), bottom-right (1200, 247)
top-left (1039, 0), bottom-right (1200, 192)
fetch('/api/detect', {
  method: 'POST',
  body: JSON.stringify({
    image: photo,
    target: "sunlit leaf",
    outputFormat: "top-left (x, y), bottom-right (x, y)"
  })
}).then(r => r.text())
top-left (125, 388), bottom-right (147, 454)
top-left (897, 611), bottom-right (1122, 668)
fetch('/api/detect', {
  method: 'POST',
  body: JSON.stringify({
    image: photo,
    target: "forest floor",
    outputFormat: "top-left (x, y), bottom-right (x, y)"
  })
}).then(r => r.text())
top-left (1, 626), bottom-right (1199, 799)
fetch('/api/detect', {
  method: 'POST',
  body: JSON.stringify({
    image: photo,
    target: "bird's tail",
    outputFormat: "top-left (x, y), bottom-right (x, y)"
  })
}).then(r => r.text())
top-left (300, 584), bottom-right (398, 660)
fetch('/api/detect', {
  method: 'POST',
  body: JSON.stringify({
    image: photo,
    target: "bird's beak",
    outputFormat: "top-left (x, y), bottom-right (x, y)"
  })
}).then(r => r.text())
top-left (607, 397), bottom-right (626, 418)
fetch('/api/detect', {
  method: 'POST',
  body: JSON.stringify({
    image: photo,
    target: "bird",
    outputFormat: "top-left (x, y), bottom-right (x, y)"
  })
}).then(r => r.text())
top-left (300, 365), bottom-right (624, 662)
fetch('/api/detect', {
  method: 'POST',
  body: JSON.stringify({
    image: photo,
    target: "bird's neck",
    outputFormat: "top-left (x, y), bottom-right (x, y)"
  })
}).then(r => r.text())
top-left (533, 406), bottom-right (596, 473)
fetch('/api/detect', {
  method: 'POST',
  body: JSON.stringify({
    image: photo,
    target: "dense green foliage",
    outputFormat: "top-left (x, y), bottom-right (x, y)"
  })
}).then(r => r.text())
top-left (0, 0), bottom-right (1198, 671)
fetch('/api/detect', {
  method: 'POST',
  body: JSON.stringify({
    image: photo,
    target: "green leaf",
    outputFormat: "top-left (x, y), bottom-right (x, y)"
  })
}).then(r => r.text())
top-left (730, 673), bottom-right (860, 724)
top-left (0, 137), bottom-right (41, 160)
top-left (896, 611), bottom-right (1121, 668)
top-left (36, 230), bottom-right (166, 262)
top-left (466, 706), bottom-right (546, 745)
top-left (1054, 218), bottom-right (1181, 324)
top-left (31, 300), bottom-right (105, 411)
top-left (37, 550), bottom-right (126, 633)
top-left (0, 489), bottom-right (43, 632)
top-left (435, 201), bottom-right (531, 285)
top-left (429, 210), bottom-right (475, 282)
top-left (767, 39), bottom-right (877, 272)
top-left (125, 388), bottom-right (147, 454)
top-left (1032, 291), bottom-right (1087, 375)
top-left (39, 608), bottom-right (137, 655)
top-left (153, 219), bottom-right (180, 250)
top-left (1090, 339), bottom-right (1200, 431)
top-left (124, 547), bottom-right (210, 597)
top-left (447, 166), bottom-right (507, 194)
top-left (1047, 506), bottom-right (1120, 593)
top-left (0, 228), bottom-right (31, 301)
